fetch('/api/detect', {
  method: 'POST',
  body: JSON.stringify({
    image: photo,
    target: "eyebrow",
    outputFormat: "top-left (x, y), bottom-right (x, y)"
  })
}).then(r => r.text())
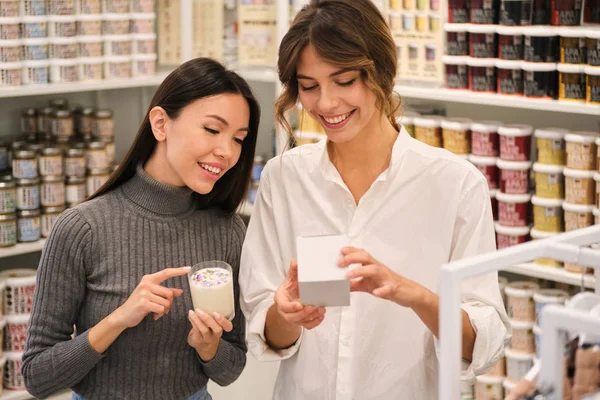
top-left (206, 115), bottom-right (249, 132)
top-left (296, 68), bottom-right (355, 80)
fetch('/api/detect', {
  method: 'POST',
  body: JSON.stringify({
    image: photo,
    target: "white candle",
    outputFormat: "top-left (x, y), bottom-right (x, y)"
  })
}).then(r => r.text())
top-left (189, 266), bottom-right (235, 320)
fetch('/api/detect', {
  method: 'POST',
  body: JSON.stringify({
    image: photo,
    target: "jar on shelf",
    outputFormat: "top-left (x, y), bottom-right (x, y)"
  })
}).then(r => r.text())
top-left (77, 0), bottom-right (101, 14)
top-left (64, 147), bottom-right (85, 177)
top-left (21, 16), bottom-right (47, 39)
top-left (0, 39), bottom-right (22, 63)
top-left (132, 33), bottom-right (156, 55)
top-left (496, 59), bottom-right (523, 96)
top-left (86, 141), bottom-right (108, 169)
top-left (21, 108), bottom-right (37, 134)
top-left (100, 137), bottom-right (114, 165)
top-left (49, 36), bottom-right (77, 58)
top-left (65, 175), bottom-right (85, 205)
top-left (78, 56), bottom-right (103, 81)
top-left (132, 53), bottom-right (156, 77)
top-left (467, 57), bottom-right (497, 93)
top-left (21, 0), bottom-right (46, 16)
top-left (78, 106), bottom-right (94, 134)
top-left (41, 204), bottom-right (63, 237)
top-left (104, 34), bottom-right (132, 56)
top-left (102, 13), bottom-right (130, 36)
top-left (92, 109), bottom-right (113, 139)
top-left (39, 106), bottom-right (53, 135)
top-left (468, 24), bottom-right (497, 58)
top-left (0, 212), bottom-right (17, 247)
top-left (497, 26), bottom-right (524, 60)
top-left (559, 27), bottom-right (587, 64)
top-left (499, 0), bottom-right (532, 26)
top-left (0, 61), bottom-right (22, 87)
top-left (104, 55), bottom-right (131, 80)
top-left (0, 17), bottom-right (20, 40)
top-left (51, 109), bottom-right (74, 138)
top-left (86, 167), bottom-right (110, 196)
top-left (557, 63), bottom-right (585, 102)
top-left (39, 147), bottom-right (63, 176)
top-left (48, 14), bottom-right (76, 37)
top-left (130, 13), bottom-right (155, 34)
top-left (76, 14), bottom-right (101, 35)
top-left (131, 0), bottom-right (154, 13)
top-left (522, 62), bottom-right (558, 100)
top-left (40, 175), bottom-right (65, 207)
top-left (78, 35), bottom-right (102, 58)
top-left (12, 150), bottom-right (38, 179)
top-left (585, 66), bottom-right (600, 105)
top-left (48, 0), bottom-right (75, 15)
top-left (50, 57), bottom-right (78, 82)
top-left (17, 208), bottom-right (40, 242)
top-left (22, 59), bottom-right (49, 85)
top-left (588, 30), bottom-right (600, 67)
top-left (0, 0), bottom-right (20, 17)
top-left (102, 0), bottom-right (129, 13)
top-left (0, 179), bottom-right (16, 214)
top-left (0, 139), bottom-right (7, 170)
top-left (524, 26), bottom-right (559, 63)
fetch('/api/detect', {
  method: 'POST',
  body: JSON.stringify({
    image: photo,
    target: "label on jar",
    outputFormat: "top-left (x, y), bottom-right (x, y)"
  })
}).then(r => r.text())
top-left (500, 0), bottom-right (532, 26)
top-left (443, 129), bottom-right (471, 154)
top-left (472, 131), bottom-right (499, 156)
top-left (0, 220), bottom-right (17, 246)
top-left (524, 70), bottom-right (556, 99)
top-left (415, 127), bottom-right (443, 148)
top-left (79, 42), bottom-right (103, 57)
top-left (561, 37), bottom-right (586, 64)
top-left (500, 135), bottom-right (531, 161)
top-left (52, 118), bottom-right (74, 138)
top-left (559, 72), bottom-right (585, 100)
top-left (86, 150), bottom-right (109, 169)
top-left (501, 169), bottom-right (530, 194)
top-left (16, 186), bottom-right (40, 210)
top-left (65, 157), bottom-right (86, 177)
top-left (93, 119), bottom-right (114, 139)
top-left (565, 210), bottom-right (593, 231)
top-left (566, 143), bottom-right (595, 170)
top-left (476, 164), bottom-right (499, 189)
top-left (525, 36), bottom-right (558, 62)
top-left (0, 189), bottom-right (16, 213)
top-left (586, 75), bottom-right (600, 104)
top-left (449, 1), bottom-right (469, 23)
top-left (12, 159), bottom-right (38, 179)
top-left (86, 175), bottom-right (109, 196)
top-left (471, 33), bottom-right (497, 58)
top-left (498, 68), bottom-right (523, 94)
top-left (497, 232), bottom-right (528, 249)
top-left (499, 35), bottom-right (523, 60)
top-left (532, 0), bottom-right (550, 24)
top-left (41, 212), bottom-right (61, 238)
top-left (470, 0), bottom-right (496, 24)
top-left (39, 155), bottom-right (64, 176)
top-left (105, 142), bottom-right (115, 165)
top-left (499, 201), bottom-right (528, 226)
top-left (445, 65), bottom-right (468, 89)
top-left (566, 178), bottom-right (594, 205)
top-left (17, 217), bottom-right (41, 242)
top-left (447, 32), bottom-right (469, 56)
top-left (470, 66), bottom-right (496, 92)
top-left (589, 39), bottom-right (600, 66)
top-left (551, 0), bottom-right (582, 26)
top-left (50, 0), bottom-right (75, 15)
top-left (66, 183), bottom-right (86, 204)
top-left (41, 182), bottom-right (65, 207)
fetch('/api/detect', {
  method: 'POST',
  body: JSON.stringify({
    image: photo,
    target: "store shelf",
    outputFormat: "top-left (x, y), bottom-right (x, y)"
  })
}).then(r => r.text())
top-left (395, 85), bottom-right (600, 116)
top-left (0, 389), bottom-right (71, 400)
top-left (235, 67), bottom-right (278, 83)
top-left (0, 71), bottom-right (172, 99)
top-left (505, 262), bottom-right (596, 289)
top-left (0, 240), bottom-right (46, 259)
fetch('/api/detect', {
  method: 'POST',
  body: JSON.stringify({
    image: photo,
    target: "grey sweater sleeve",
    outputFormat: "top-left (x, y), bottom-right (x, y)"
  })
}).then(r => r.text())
top-left (199, 215), bottom-right (248, 386)
top-left (22, 208), bottom-right (104, 398)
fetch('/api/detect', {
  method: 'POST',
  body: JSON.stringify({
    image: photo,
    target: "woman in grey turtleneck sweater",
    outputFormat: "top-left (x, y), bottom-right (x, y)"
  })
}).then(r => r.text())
top-left (22, 57), bottom-right (261, 400)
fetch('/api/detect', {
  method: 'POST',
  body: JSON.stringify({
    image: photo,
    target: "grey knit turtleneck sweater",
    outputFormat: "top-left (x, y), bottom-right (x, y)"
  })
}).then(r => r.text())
top-left (23, 165), bottom-right (247, 399)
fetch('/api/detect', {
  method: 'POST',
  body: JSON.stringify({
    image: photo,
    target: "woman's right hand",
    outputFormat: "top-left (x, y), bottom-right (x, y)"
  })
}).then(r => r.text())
top-left (274, 259), bottom-right (326, 330)
top-left (113, 266), bottom-right (191, 329)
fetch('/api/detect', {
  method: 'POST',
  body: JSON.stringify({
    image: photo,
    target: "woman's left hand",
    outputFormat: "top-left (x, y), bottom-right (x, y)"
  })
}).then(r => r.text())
top-left (337, 247), bottom-right (426, 308)
top-left (187, 309), bottom-right (233, 361)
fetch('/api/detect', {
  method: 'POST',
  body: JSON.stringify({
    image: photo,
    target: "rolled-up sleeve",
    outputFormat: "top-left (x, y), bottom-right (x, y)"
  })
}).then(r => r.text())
top-left (239, 162), bottom-right (303, 362)
top-left (435, 177), bottom-right (511, 381)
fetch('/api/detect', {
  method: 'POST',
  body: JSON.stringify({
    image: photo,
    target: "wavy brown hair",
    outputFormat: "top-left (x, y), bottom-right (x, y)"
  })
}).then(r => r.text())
top-left (88, 58), bottom-right (260, 215)
top-left (275, 0), bottom-right (401, 140)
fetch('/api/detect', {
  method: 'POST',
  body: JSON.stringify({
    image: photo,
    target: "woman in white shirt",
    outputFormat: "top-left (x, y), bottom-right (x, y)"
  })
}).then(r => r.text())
top-left (240, 0), bottom-right (511, 399)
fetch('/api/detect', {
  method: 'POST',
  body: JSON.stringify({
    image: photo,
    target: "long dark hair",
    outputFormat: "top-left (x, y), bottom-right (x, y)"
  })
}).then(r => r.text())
top-left (89, 58), bottom-right (260, 215)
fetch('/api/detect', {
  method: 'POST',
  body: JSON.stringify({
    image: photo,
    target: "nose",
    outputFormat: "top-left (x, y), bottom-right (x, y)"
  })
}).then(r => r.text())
top-left (213, 136), bottom-right (234, 161)
top-left (317, 86), bottom-right (340, 115)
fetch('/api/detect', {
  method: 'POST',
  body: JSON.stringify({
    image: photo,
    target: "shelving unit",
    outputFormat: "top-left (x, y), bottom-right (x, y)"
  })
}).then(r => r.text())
top-left (0, 241), bottom-right (46, 259)
top-left (505, 263), bottom-right (596, 289)
top-left (396, 85), bottom-right (600, 116)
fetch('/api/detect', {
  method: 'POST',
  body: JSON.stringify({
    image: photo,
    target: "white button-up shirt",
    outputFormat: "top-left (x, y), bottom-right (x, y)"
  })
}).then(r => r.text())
top-left (240, 128), bottom-right (511, 400)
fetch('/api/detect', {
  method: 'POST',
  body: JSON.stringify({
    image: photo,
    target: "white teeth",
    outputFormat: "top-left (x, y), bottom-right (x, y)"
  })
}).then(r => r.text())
top-left (199, 163), bottom-right (222, 175)
top-left (323, 111), bottom-right (352, 124)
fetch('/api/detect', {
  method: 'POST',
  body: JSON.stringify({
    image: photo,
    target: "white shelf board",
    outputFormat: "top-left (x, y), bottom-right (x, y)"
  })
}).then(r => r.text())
top-left (395, 85), bottom-right (600, 116)
top-left (0, 72), bottom-right (171, 99)
top-left (0, 240), bottom-right (46, 259)
top-left (0, 389), bottom-right (71, 400)
top-left (505, 262), bottom-right (596, 289)
top-left (235, 67), bottom-right (278, 83)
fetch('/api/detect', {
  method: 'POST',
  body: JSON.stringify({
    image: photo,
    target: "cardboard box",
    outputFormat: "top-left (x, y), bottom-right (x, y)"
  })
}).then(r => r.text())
top-left (297, 234), bottom-right (350, 307)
